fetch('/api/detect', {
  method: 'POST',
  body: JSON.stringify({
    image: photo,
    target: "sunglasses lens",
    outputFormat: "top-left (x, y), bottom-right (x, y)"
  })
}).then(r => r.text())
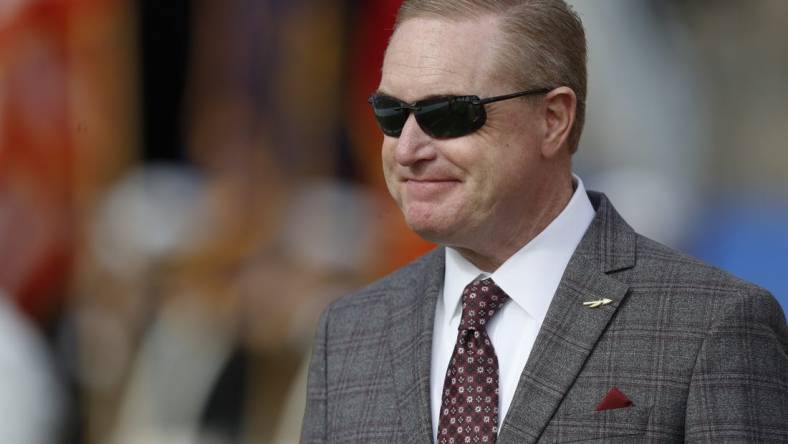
top-left (369, 94), bottom-right (488, 138)
top-left (370, 95), bottom-right (408, 137)
top-left (416, 97), bottom-right (486, 138)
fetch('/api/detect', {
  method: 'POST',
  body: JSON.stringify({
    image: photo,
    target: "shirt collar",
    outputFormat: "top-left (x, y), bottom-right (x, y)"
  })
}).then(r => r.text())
top-left (442, 175), bottom-right (595, 324)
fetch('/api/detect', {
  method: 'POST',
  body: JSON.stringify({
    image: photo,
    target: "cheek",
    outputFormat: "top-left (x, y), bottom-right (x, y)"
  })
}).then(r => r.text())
top-left (470, 143), bottom-right (528, 200)
top-left (380, 141), bottom-right (401, 197)
top-left (380, 140), bottom-right (395, 173)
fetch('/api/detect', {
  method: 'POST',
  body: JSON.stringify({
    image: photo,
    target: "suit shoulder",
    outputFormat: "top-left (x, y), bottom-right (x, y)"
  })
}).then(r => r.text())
top-left (632, 234), bottom-right (785, 323)
top-left (634, 234), bottom-right (756, 291)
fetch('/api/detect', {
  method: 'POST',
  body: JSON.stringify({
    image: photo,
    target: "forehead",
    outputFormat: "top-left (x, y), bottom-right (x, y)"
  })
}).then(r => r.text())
top-left (380, 16), bottom-right (505, 100)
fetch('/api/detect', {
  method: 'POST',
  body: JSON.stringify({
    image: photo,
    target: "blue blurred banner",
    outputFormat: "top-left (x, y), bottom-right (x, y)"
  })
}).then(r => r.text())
top-left (690, 196), bottom-right (788, 311)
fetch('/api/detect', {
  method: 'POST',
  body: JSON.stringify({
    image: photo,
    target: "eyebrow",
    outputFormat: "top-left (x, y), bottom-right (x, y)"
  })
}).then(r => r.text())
top-left (373, 89), bottom-right (473, 102)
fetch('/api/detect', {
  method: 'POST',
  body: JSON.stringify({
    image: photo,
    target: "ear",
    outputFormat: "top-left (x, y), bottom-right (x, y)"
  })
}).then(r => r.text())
top-left (541, 86), bottom-right (576, 158)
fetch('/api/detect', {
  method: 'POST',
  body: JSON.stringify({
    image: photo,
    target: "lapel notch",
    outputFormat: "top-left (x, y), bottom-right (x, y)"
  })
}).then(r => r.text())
top-left (591, 192), bottom-right (637, 274)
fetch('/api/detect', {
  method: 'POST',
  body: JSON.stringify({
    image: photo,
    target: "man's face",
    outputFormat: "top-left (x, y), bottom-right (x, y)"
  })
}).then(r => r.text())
top-left (379, 16), bottom-right (549, 254)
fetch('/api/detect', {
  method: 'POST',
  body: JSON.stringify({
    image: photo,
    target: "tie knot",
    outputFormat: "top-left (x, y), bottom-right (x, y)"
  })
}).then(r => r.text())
top-left (459, 277), bottom-right (509, 331)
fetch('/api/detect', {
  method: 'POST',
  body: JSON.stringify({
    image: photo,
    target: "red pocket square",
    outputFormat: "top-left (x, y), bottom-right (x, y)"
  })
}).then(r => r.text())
top-left (594, 386), bottom-right (633, 411)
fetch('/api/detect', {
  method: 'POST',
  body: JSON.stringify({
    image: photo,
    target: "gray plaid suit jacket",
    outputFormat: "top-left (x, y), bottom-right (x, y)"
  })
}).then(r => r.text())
top-left (301, 192), bottom-right (788, 443)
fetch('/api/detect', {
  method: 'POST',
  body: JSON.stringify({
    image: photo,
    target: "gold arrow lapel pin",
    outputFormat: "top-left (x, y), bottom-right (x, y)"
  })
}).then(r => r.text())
top-left (583, 298), bottom-right (613, 308)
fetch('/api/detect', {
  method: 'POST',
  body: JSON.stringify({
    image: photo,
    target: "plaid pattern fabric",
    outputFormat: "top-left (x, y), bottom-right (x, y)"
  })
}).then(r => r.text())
top-left (301, 192), bottom-right (788, 443)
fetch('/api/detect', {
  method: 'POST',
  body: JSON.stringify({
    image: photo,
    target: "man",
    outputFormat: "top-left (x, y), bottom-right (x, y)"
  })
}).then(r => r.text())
top-left (301, 1), bottom-right (788, 443)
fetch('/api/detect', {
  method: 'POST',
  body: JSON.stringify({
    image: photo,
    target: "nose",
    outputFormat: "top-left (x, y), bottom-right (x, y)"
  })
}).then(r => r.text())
top-left (393, 113), bottom-right (436, 166)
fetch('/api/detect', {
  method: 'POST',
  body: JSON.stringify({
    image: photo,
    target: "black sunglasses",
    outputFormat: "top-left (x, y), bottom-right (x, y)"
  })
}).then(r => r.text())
top-left (367, 88), bottom-right (553, 139)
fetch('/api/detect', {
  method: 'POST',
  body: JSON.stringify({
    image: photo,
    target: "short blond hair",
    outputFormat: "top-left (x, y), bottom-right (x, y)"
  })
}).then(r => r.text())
top-left (395, 0), bottom-right (587, 153)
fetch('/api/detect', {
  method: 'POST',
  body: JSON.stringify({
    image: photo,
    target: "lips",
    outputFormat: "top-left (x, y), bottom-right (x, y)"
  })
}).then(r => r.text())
top-left (403, 178), bottom-right (460, 199)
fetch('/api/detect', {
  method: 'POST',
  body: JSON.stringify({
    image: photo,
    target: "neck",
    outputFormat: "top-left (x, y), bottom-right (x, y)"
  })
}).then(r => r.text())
top-left (454, 172), bottom-right (575, 272)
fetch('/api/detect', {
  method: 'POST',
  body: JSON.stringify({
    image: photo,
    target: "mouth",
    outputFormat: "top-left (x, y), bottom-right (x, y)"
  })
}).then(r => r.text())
top-left (402, 178), bottom-right (460, 199)
top-left (403, 178), bottom-right (458, 183)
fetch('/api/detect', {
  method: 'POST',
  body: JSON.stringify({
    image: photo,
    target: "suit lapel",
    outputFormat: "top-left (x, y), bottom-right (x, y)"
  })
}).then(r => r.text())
top-left (387, 248), bottom-right (444, 443)
top-left (498, 193), bottom-right (637, 443)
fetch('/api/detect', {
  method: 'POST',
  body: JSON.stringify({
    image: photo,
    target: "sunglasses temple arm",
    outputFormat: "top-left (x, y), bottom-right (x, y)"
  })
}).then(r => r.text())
top-left (477, 88), bottom-right (553, 105)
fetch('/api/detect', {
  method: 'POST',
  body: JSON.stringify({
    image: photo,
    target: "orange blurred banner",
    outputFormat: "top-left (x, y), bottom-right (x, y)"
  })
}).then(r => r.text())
top-left (0, 0), bottom-right (135, 322)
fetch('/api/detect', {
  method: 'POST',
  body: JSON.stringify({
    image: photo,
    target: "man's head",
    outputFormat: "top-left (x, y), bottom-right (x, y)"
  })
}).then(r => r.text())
top-left (376, 0), bottom-right (587, 270)
top-left (395, 0), bottom-right (586, 153)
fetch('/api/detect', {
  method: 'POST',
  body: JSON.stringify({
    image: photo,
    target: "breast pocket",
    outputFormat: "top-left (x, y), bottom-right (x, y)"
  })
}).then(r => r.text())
top-left (540, 406), bottom-right (653, 443)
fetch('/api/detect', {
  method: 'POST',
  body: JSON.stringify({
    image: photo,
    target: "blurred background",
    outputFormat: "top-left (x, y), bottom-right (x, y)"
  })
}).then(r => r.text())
top-left (0, 0), bottom-right (786, 442)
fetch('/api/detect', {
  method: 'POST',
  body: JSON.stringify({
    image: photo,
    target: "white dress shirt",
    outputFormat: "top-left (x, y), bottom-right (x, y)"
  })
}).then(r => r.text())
top-left (430, 176), bottom-right (596, 439)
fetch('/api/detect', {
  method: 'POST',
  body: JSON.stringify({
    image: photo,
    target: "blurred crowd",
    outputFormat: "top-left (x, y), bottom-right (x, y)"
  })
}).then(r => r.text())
top-left (0, 0), bottom-right (786, 443)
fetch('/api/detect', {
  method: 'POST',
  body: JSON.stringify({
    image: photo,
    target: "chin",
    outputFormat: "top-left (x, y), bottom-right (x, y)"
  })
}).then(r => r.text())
top-left (400, 201), bottom-right (469, 243)
top-left (409, 225), bottom-right (445, 244)
top-left (403, 215), bottom-right (456, 245)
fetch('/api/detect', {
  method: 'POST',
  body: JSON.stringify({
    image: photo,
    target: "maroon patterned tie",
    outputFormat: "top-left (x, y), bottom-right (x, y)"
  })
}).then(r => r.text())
top-left (438, 277), bottom-right (510, 444)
